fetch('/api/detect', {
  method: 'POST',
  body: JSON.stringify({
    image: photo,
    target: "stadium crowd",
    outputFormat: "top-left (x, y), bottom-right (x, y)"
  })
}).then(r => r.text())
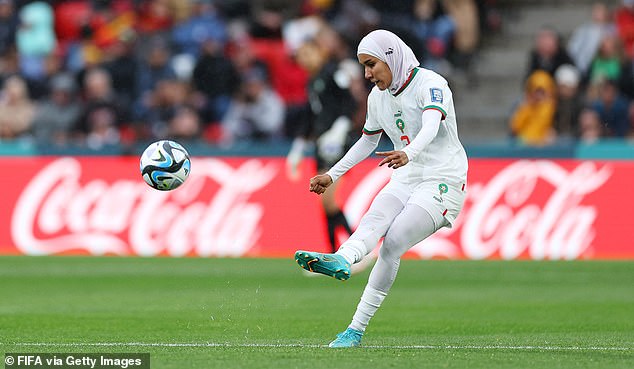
top-left (0, 0), bottom-right (497, 149)
top-left (510, 0), bottom-right (634, 146)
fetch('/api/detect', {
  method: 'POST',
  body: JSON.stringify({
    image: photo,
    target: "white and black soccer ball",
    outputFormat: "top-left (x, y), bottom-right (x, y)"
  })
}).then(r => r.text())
top-left (140, 140), bottom-right (191, 191)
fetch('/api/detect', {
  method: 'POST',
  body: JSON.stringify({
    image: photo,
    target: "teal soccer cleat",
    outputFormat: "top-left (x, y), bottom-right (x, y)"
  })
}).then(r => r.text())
top-left (329, 328), bottom-right (363, 348)
top-left (294, 250), bottom-right (351, 280)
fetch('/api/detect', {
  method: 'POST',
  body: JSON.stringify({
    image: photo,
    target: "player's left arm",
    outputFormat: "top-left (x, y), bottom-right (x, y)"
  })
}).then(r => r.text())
top-left (378, 83), bottom-right (447, 168)
top-left (376, 109), bottom-right (442, 168)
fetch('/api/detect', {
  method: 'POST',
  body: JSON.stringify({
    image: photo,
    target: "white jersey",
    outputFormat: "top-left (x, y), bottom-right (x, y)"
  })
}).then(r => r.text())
top-left (363, 67), bottom-right (468, 185)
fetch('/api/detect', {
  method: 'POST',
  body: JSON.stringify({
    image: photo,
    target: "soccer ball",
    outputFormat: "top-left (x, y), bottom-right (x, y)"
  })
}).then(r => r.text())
top-left (140, 140), bottom-right (191, 191)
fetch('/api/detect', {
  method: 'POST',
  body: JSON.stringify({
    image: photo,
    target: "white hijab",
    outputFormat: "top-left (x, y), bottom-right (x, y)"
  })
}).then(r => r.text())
top-left (357, 30), bottom-right (420, 94)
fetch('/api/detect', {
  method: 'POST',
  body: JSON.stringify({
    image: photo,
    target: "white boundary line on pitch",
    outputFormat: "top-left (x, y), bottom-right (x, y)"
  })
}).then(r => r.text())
top-left (3, 342), bottom-right (631, 351)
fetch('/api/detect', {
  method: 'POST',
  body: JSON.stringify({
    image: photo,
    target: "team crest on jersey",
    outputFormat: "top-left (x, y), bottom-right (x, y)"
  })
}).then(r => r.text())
top-left (430, 88), bottom-right (443, 103)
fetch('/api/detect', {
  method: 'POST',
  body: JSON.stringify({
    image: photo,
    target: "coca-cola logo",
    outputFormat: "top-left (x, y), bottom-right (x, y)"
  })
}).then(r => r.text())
top-left (344, 160), bottom-right (612, 260)
top-left (9, 158), bottom-right (614, 260)
top-left (11, 157), bottom-right (277, 256)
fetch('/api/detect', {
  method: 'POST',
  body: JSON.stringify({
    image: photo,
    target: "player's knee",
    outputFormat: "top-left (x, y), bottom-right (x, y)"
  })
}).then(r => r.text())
top-left (379, 233), bottom-right (407, 261)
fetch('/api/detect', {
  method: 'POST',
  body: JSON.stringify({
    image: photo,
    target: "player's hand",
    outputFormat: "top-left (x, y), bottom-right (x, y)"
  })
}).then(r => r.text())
top-left (309, 174), bottom-right (333, 195)
top-left (376, 150), bottom-right (409, 169)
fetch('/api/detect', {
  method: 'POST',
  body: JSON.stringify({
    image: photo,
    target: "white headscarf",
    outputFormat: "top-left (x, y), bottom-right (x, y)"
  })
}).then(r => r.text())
top-left (357, 30), bottom-right (420, 94)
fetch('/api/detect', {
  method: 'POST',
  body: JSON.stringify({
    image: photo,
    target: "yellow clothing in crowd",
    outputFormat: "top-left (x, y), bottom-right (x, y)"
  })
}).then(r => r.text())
top-left (510, 70), bottom-right (557, 145)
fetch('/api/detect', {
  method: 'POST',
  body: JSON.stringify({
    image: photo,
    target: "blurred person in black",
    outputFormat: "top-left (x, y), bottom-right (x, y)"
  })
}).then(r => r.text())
top-left (75, 68), bottom-right (125, 149)
top-left (526, 26), bottom-right (574, 79)
top-left (103, 35), bottom-right (139, 113)
top-left (191, 36), bottom-right (239, 124)
top-left (287, 38), bottom-right (358, 252)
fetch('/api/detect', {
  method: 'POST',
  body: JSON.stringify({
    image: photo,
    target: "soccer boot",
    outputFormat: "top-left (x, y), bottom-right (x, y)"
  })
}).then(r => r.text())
top-left (329, 328), bottom-right (363, 348)
top-left (294, 250), bottom-right (351, 280)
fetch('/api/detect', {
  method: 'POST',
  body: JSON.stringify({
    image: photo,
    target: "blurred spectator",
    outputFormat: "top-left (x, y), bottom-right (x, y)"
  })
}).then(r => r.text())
top-left (136, 0), bottom-right (173, 34)
top-left (30, 73), bottom-right (81, 145)
top-left (590, 79), bottom-right (630, 137)
top-left (615, 0), bottom-right (634, 58)
top-left (249, 35), bottom-right (308, 136)
top-left (578, 107), bottom-right (605, 143)
top-left (553, 64), bottom-right (584, 138)
top-left (89, 1), bottom-right (135, 50)
top-left (65, 21), bottom-right (103, 73)
top-left (27, 49), bottom-right (64, 100)
top-left (228, 38), bottom-right (269, 77)
top-left (328, 0), bottom-right (379, 46)
top-left (567, 2), bottom-right (615, 76)
top-left (16, 1), bottom-right (56, 80)
top-left (222, 68), bottom-right (285, 143)
top-left (443, 0), bottom-right (480, 74)
top-left (509, 70), bottom-right (557, 146)
top-left (62, 0), bottom-right (136, 75)
top-left (137, 36), bottom-right (176, 96)
top-left (412, 0), bottom-right (455, 68)
top-left (168, 105), bottom-right (202, 142)
top-left (171, 0), bottom-right (227, 57)
top-left (75, 68), bottom-right (124, 148)
top-left (53, 0), bottom-right (92, 47)
top-left (103, 37), bottom-right (138, 109)
top-left (0, 75), bottom-right (35, 139)
top-left (589, 35), bottom-right (622, 85)
top-left (164, 0), bottom-right (193, 23)
top-left (191, 37), bottom-right (239, 123)
top-left (138, 78), bottom-right (190, 139)
top-left (133, 36), bottom-right (176, 119)
top-left (526, 26), bottom-right (574, 79)
top-left (0, 0), bottom-right (17, 56)
top-left (476, 0), bottom-right (502, 34)
top-left (249, 1), bottom-right (303, 39)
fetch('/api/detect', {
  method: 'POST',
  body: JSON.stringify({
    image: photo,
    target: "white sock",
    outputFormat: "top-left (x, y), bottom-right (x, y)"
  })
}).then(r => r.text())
top-left (336, 239), bottom-right (365, 264)
top-left (334, 193), bottom-right (405, 265)
top-left (349, 285), bottom-right (387, 332)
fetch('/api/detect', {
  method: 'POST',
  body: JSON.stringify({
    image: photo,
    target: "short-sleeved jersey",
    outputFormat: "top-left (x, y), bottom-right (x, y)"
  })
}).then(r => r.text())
top-left (363, 67), bottom-right (468, 185)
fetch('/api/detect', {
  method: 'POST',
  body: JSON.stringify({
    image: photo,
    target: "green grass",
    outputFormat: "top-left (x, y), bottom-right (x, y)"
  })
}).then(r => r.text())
top-left (0, 257), bottom-right (632, 368)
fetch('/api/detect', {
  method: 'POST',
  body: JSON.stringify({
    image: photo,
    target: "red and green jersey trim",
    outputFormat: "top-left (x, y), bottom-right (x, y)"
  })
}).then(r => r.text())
top-left (362, 127), bottom-right (384, 135)
top-left (392, 68), bottom-right (419, 97)
top-left (422, 105), bottom-right (447, 119)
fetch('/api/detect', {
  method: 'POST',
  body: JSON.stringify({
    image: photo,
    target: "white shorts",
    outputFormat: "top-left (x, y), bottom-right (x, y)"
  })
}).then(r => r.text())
top-left (376, 178), bottom-right (466, 229)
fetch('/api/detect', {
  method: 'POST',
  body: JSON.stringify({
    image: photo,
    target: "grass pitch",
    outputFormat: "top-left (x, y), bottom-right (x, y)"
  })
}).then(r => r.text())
top-left (0, 256), bottom-right (632, 368)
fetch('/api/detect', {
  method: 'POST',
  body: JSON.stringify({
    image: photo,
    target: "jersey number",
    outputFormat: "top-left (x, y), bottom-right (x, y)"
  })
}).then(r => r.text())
top-left (400, 135), bottom-right (410, 145)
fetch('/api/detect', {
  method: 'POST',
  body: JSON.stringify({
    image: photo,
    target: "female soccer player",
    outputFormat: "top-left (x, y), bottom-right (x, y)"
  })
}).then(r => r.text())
top-left (295, 29), bottom-right (468, 348)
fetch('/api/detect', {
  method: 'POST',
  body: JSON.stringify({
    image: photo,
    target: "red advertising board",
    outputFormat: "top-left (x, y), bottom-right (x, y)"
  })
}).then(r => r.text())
top-left (0, 157), bottom-right (631, 259)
